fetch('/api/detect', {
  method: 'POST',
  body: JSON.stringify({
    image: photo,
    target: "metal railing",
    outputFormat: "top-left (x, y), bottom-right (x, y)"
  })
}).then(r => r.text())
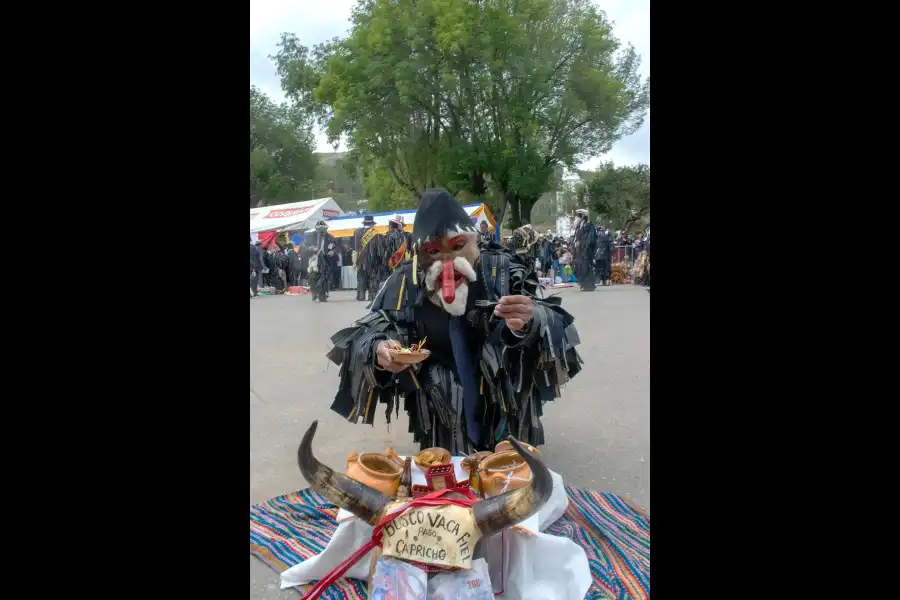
top-left (611, 245), bottom-right (642, 265)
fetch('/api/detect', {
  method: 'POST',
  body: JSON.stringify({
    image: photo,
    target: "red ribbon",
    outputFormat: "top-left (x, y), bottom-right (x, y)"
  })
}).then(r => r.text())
top-left (300, 488), bottom-right (478, 600)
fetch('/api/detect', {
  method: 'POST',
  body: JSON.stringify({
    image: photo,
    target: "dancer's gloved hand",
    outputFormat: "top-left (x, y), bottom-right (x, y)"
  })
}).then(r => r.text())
top-left (375, 339), bottom-right (411, 373)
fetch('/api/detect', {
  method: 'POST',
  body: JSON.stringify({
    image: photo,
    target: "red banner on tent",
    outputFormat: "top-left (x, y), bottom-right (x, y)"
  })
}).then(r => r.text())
top-left (257, 231), bottom-right (279, 249)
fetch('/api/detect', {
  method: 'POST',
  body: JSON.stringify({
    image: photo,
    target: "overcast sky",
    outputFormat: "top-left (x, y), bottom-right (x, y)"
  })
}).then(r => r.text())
top-left (250, 0), bottom-right (649, 169)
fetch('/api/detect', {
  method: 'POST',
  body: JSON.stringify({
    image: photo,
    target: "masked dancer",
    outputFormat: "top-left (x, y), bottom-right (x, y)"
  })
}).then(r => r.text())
top-left (353, 215), bottom-right (379, 301)
top-left (385, 214), bottom-right (412, 274)
top-left (357, 224), bottom-right (388, 302)
top-left (302, 220), bottom-right (336, 303)
top-left (573, 209), bottom-right (598, 291)
top-left (508, 224), bottom-right (536, 260)
top-left (325, 188), bottom-right (583, 454)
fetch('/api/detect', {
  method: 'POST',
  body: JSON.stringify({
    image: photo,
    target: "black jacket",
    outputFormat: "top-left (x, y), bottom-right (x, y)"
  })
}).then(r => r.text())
top-left (594, 232), bottom-right (611, 260)
top-left (289, 248), bottom-right (303, 271)
top-left (250, 243), bottom-right (263, 270)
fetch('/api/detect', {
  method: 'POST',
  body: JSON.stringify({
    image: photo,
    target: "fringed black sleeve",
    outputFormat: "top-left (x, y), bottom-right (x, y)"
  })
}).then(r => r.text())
top-left (327, 310), bottom-right (400, 425)
top-left (326, 269), bottom-right (419, 427)
top-left (475, 250), bottom-right (583, 446)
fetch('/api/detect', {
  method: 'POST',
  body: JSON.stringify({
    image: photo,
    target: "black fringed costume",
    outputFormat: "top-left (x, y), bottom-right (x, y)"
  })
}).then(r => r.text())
top-left (358, 231), bottom-right (388, 298)
top-left (594, 229), bottom-right (612, 283)
top-left (355, 224), bottom-right (382, 301)
top-left (325, 189), bottom-right (583, 454)
top-left (508, 227), bottom-right (537, 258)
top-left (386, 227), bottom-right (412, 271)
top-left (302, 230), bottom-right (337, 302)
top-left (573, 218), bottom-right (598, 291)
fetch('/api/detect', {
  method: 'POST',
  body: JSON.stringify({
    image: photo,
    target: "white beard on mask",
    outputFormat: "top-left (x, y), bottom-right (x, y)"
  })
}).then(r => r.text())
top-left (425, 256), bottom-right (478, 316)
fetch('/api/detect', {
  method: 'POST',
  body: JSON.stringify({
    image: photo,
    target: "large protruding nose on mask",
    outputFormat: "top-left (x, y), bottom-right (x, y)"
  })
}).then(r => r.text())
top-left (441, 260), bottom-right (456, 304)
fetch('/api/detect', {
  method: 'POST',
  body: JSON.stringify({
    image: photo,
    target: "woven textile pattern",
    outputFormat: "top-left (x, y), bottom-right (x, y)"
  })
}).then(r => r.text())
top-left (250, 486), bottom-right (650, 600)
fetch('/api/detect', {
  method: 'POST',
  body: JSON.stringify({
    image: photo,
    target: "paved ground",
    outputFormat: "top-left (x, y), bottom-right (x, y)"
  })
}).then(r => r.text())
top-left (250, 285), bottom-right (650, 598)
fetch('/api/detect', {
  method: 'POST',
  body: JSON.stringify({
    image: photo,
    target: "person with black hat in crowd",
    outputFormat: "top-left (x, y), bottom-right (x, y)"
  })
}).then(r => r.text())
top-left (478, 220), bottom-right (493, 245)
top-left (353, 215), bottom-right (378, 301)
top-left (286, 242), bottom-right (303, 286)
top-left (283, 242), bottom-right (295, 287)
top-left (324, 188), bottom-right (584, 454)
top-left (594, 223), bottom-right (612, 286)
top-left (270, 243), bottom-right (288, 294)
top-left (331, 238), bottom-right (344, 291)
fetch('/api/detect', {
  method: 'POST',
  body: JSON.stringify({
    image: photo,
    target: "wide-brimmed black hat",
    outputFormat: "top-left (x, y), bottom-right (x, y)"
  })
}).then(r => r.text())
top-left (362, 215), bottom-right (376, 226)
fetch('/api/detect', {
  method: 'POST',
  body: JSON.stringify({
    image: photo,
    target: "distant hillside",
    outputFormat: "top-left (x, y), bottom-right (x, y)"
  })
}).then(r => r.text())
top-left (315, 152), bottom-right (349, 167)
top-left (313, 152), bottom-right (365, 212)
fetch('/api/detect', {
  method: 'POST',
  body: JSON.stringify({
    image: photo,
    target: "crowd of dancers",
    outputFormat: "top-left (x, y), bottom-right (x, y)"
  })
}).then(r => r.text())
top-left (249, 221), bottom-right (345, 300)
top-left (250, 208), bottom-right (649, 300)
top-left (502, 209), bottom-right (650, 292)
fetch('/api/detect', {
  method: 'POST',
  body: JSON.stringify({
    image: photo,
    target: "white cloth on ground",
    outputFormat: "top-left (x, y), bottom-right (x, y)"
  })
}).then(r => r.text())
top-left (279, 457), bottom-right (591, 600)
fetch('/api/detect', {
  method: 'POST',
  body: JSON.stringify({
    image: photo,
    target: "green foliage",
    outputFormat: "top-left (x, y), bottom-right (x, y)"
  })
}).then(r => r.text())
top-left (364, 164), bottom-right (418, 213)
top-left (312, 152), bottom-right (367, 212)
top-left (249, 86), bottom-right (319, 207)
top-left (272, 0), bottom-right (649, 224)
top-left (584, 163), bottom-right (650, 231)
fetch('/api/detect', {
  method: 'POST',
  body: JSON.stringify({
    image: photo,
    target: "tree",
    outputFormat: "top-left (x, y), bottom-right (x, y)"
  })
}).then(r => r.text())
top-left (249, 86), bottom-right (319, 207)
top-left (363, 159), bottom-right (418, 213)
top-left (584, 163), bottom-right (650, 232)
top-left (272, 0), bottom-right (649, 225)
top-left (311, 151), bottom-right (367, 212)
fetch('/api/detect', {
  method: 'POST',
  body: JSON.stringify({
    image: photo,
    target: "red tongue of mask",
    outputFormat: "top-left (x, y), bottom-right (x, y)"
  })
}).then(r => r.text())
top-left (441, 260), bottom-right (456, 304)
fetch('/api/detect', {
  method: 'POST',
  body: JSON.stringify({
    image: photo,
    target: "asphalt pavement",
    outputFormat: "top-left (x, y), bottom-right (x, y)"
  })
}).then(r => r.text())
top-left (250, 284), bottom-right (649, 598)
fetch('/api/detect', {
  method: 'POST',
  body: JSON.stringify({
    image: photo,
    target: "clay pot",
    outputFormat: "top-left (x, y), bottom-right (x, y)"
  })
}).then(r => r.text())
top-left (414, 447), bottom-right (451, 468)
top-left (384, 447), bottom-right (404, 464)
top-left (494, 440), bottom-right (541, 457)
top-left (464, 451), bottom-right (494, 472)
top-left (463, 451), bottom-right (495, 497)
top-left (345, 451), bottom-right (403, 497)
top-left (478, 450), bottom-right (534, 498)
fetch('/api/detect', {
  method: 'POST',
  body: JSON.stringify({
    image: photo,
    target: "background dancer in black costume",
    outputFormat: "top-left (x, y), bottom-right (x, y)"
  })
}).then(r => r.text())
top-left (573, 208), bottom-right (598, 291)
top-left (594, 224), bottom-right (612, 286)
top-left (302, 221), bottom-right (336, 303)
top-left (353, 215), bottom-right (378, 301)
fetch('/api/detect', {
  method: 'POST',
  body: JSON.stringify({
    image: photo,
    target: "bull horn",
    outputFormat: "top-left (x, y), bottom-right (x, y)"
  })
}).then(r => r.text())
top-left (473, 436), bottom-right (553, 538)
top-left (297, 420), bottom-right (391, 525)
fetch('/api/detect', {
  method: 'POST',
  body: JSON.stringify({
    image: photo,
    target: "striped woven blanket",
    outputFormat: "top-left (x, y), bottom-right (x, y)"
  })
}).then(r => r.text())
top-left (250, 486), bottom-right (650, 600)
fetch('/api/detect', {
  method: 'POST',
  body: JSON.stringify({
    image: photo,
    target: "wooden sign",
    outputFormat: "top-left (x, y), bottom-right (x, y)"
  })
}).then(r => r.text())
top-left (381, 503), bottom-right (481, 570)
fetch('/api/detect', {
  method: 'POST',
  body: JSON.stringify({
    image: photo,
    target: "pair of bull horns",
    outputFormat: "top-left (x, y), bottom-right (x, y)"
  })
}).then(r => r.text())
top-left (297, 420), bottom-right (553, 537)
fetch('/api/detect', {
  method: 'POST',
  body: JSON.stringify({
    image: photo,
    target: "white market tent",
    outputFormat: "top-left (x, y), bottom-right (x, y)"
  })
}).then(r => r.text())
top-left (249, 198), bottom-right (344, 234)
